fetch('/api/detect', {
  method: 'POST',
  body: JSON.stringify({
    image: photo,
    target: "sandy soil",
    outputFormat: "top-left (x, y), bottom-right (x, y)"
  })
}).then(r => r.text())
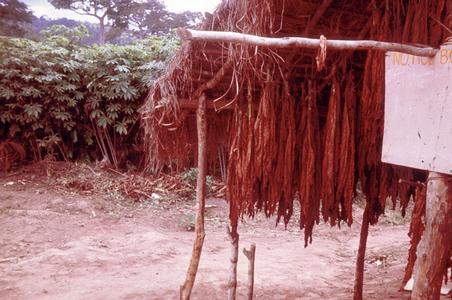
top-left (0, 164), bottom-right (437, 300)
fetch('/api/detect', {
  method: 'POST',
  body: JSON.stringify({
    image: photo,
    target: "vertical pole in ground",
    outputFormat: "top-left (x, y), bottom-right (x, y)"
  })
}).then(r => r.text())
top-left (180, 94), bottom-right (208, 300)
top-left (353, 201), bottom-right (371, 300)
top-left (411, 172), bottom-right (452, 300)
top-left (243, 243), bottom-right (256, 300)
top-left (227, 226), bottom-right (239, 300)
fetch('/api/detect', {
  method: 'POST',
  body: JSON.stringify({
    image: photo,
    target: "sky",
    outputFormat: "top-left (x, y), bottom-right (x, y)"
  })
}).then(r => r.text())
top-left (23, 0), bottom-right (221, 22)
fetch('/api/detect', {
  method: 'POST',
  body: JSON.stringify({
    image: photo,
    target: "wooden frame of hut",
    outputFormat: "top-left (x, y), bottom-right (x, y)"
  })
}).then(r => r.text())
top-left (142, 1), bottom-right (452, 299)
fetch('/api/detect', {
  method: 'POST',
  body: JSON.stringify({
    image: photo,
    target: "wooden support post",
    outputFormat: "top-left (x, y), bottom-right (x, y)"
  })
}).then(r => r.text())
top-left (180, 93), bottom-right (208, 300)
top-left (411, 172), bottom-right (452, 300)
top-left (243, 244), bottom-right (256, 300)
top-left (227, 226), bottom-right (239, 300)
top-left (176, 28), bottom-right (438, 57)
top-left (353, 202), bottom-right (371, 300)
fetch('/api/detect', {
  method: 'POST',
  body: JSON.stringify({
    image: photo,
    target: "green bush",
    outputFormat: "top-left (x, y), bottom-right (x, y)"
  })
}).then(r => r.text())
top-left (0, 26), bottom-right (178, 168)
top-left (182, 168), bottom-right (214, 193)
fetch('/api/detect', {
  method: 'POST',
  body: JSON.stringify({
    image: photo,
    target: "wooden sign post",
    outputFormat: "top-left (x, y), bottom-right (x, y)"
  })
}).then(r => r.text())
top-left (384, 43), bottom-right (452, 300)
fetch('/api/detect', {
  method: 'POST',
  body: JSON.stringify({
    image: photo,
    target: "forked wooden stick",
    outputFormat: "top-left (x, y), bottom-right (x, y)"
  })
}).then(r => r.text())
top-left (179, 93), bottom-right (207, 300)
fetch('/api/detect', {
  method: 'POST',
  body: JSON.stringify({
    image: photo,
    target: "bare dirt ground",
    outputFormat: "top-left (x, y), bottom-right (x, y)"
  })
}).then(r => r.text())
top-left (0, 162), bottom-right (435, 299)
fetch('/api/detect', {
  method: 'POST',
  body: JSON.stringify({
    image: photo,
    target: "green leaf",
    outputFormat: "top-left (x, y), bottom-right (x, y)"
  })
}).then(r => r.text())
top-left (64, 120), bottom-right (76, 130)
top-left (97, 115), bottom-right (111, 128)
top-left (54, 111), bottom-right (70, 121)
top-left (21, 87), bottom-right (42, 98)
top-left (123, 106), bottom-right (135, 115)
top-left (115, 65), bottom-right (130, 73)
top-left (24, 103), bottom-right (43, 118)
top-left (74, 91), bottom-right (84, 100)
top-left (107, 111), bottom-right (118, 120)
top-left (107, 103), bottom-right (121, 112)
top-left (115, 122), bottom-right (128, 135)
top-left (0, 88), bottom-right (15, 100)
top-left (84, 133), bottom-right (94, 145)
top-left (67, 98), bottom-right (77, 107)
top-left (90, 110), bottom-right (102, 119)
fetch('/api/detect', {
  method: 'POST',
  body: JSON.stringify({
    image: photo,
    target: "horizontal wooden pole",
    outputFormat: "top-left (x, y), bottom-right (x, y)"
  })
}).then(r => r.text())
top-left (177, 28), bottom-right (438, 57)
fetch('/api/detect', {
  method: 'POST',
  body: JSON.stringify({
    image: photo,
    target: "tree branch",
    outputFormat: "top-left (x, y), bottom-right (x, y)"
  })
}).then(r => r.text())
top-left (177, 28), bottom-right (438, 57)
top-left (72, 10), bottom-right (98, 18)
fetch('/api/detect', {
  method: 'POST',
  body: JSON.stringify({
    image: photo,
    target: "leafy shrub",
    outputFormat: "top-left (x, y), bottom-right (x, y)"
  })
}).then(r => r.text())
top-left (0, 27), bottom-right (178, 168)
top-left (182, 168), bottom-right (214, 193)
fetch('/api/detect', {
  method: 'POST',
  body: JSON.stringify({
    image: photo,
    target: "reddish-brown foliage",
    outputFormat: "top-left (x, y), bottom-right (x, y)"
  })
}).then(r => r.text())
top-left (402, 183), bottom-right (426, 287)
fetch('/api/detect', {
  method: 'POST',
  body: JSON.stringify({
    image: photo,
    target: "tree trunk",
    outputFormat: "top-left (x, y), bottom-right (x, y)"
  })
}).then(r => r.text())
top-left (353, 202), bottom-right (371, 300)
top-left (180, 94), bottom-right (207, 300)
top-left (99, 18), bottom-right (106, 44)
top-left (243, 244), bottom-right (256, 300)
top-left (227, 226), bottom-right (239, 300)
top-left (411, 172), bottom-right (452, 300)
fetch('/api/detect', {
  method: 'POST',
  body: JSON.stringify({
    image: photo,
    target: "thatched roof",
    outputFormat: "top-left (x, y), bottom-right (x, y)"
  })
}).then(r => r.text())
top-left (142, 0), bottom-right (451, 249)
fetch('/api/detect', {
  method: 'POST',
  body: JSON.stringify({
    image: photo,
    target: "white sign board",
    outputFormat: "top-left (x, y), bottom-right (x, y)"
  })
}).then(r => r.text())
top-left (383, 44), bottom-right (452, 175)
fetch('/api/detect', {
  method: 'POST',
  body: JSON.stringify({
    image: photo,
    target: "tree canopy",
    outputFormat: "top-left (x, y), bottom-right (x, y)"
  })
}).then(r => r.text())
top-left (0, 0), bottom-right (34, 37)
top-left (129, 1), bottom-right (202, 38)
top-left (49, 0), bottom-right (132, 43)
top-left (49, 0), bottom-right (203, 43)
